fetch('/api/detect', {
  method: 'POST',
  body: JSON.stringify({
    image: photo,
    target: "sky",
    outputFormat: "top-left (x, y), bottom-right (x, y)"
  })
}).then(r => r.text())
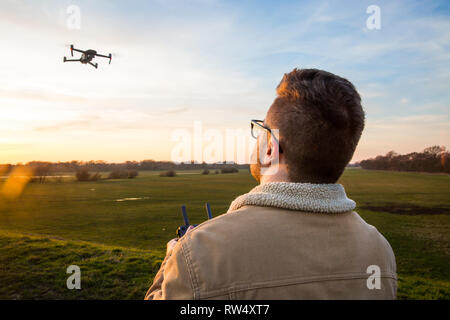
top-left (0, 0), bottom-right (449, 164)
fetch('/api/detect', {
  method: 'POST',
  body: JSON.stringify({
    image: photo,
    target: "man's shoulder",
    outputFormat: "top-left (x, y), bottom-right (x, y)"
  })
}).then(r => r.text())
top-left (174, 205), bottom-right (283, 266)
top-left (178, 205), bottom-right (262, 244)
top-left (181, 205), bottom-right (283, 241)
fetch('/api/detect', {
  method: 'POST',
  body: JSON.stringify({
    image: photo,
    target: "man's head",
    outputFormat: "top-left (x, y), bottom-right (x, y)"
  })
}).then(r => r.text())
top-left (252, 68), bottom-right (365, 184)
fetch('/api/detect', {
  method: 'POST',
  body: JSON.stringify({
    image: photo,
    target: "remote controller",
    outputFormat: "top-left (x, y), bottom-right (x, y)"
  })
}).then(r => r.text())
top-left (176, 203), bottom-right (213, 238)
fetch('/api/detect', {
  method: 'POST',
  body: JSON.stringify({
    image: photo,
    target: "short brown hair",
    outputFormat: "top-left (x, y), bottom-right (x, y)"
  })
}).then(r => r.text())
top-left (267, 68), bottom-right (365, 183)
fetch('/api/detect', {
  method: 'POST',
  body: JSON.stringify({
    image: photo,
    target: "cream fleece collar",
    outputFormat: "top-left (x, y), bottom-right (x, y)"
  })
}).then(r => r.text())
top-left (227, 182), bottom-right (356, 214)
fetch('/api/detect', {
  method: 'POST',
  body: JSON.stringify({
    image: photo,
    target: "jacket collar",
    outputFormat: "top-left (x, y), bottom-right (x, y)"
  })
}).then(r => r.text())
top-left (227, 182), bottom-right (356, 214)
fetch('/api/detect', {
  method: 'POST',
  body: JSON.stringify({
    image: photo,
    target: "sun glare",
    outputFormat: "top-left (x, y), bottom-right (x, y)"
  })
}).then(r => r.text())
top-left (0, 166), bottom-right (33, 200)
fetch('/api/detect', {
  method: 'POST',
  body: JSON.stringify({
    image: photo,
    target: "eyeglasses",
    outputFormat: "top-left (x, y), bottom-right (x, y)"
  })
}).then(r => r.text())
top-left (251, 119), bottom-right (283, 153)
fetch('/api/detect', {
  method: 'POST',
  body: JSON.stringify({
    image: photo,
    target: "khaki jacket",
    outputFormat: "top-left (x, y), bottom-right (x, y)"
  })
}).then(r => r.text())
top-left (145, 205), bottom-right (397, 300)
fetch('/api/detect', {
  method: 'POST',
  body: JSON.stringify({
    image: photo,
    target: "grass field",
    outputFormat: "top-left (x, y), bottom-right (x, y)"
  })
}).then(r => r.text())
top-left (0, 169), bottom-right (449, 299)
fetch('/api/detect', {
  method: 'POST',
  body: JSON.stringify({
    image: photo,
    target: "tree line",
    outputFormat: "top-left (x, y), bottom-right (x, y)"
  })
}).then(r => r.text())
top-left (2, 145), bottom-right (447, 179)
top-left (356, 145), bottom-right (449, 173)
top-left (0, 160), bottom-right (249, 179)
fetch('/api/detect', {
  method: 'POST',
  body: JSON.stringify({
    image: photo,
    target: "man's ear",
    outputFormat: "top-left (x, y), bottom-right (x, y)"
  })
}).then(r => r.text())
top-left (262, 133), bottom-right (280, 166)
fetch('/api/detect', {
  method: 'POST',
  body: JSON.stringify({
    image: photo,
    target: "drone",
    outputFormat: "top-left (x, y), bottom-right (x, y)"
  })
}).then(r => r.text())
top-left (63, 44), bottom-right (112, 69)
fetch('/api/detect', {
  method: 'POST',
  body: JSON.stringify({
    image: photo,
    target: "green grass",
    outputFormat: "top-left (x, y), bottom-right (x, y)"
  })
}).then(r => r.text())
top-left (0, 169), bottom-right (448, 299)
top-left (0, 230), bottom-right (164, 299)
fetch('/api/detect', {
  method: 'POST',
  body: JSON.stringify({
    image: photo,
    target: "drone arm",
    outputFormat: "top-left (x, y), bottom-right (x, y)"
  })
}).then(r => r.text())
top-left (95, 53), bottom-right (110, 58)
top-left (95, 53), bottom-right (112, 64)
top-left (71, 48), bottom-right (85, 54)
top-left (88, 62), bottom-right (98, 69)
top-left (64, 58), bottom-right (81, 62)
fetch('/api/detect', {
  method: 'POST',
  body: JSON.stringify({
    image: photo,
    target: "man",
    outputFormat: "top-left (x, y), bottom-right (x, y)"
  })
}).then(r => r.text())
top-left (145, 68), bottom-right (397, 300)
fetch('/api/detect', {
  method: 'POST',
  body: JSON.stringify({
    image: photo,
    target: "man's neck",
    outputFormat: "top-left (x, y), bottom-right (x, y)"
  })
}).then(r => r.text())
top-left (259, 164), bottom-right (290, 185)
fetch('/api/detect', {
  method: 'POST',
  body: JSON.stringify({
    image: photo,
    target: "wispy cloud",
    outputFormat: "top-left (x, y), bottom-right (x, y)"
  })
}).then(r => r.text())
top-left (0, 88), bottom-right (87, 103)
top-left (33, 115), bottom-right (100, 132)
top-left (162, 107), bottom-right (190, 115)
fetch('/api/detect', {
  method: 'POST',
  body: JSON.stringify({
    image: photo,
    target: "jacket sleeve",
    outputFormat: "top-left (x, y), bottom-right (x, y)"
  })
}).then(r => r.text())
top-left (144, 241), bottom-right (195, 300)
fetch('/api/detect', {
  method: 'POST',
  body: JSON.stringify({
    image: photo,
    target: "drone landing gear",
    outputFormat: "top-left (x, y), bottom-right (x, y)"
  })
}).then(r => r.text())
top-left (88, 62), bottom-right (98, 69)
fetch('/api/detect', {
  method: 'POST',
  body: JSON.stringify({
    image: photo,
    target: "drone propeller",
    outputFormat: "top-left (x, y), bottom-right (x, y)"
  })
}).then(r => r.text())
top-left (109, 52), bottom-right (123, 59)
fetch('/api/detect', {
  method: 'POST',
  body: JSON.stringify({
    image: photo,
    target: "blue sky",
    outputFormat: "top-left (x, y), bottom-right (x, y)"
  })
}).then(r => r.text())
top-left (0, 0), bottom-right (448, 163)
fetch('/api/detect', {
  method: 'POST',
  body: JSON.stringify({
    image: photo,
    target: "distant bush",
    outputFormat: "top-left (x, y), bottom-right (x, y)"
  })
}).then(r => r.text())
top-left (160, 170), bottom-right (176, 177)
top-left (90, 172), bottom-right (101, 181)
top-left (202, 169), bottom-right (210, 175)
top-left (221, 167), bottom-right (239, 174)
top-left (29, 164), bottom-right (52, 183)
top-left (108, 170), bottom-right (139, 179)
top-left (76, 169), bottom-right (90, 181)
top-left (76, 169), bottom-right (101, 182)
top-left (127, 170), bottom-right (139, 179)
top-left (108, 170), bottom-right (125, 179)
top-left (215, 170), bottom-right (220, 174)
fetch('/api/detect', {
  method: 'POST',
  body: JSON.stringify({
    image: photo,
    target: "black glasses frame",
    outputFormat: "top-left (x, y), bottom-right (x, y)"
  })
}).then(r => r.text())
top-left (251, 119), bottom-right (283, 153)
